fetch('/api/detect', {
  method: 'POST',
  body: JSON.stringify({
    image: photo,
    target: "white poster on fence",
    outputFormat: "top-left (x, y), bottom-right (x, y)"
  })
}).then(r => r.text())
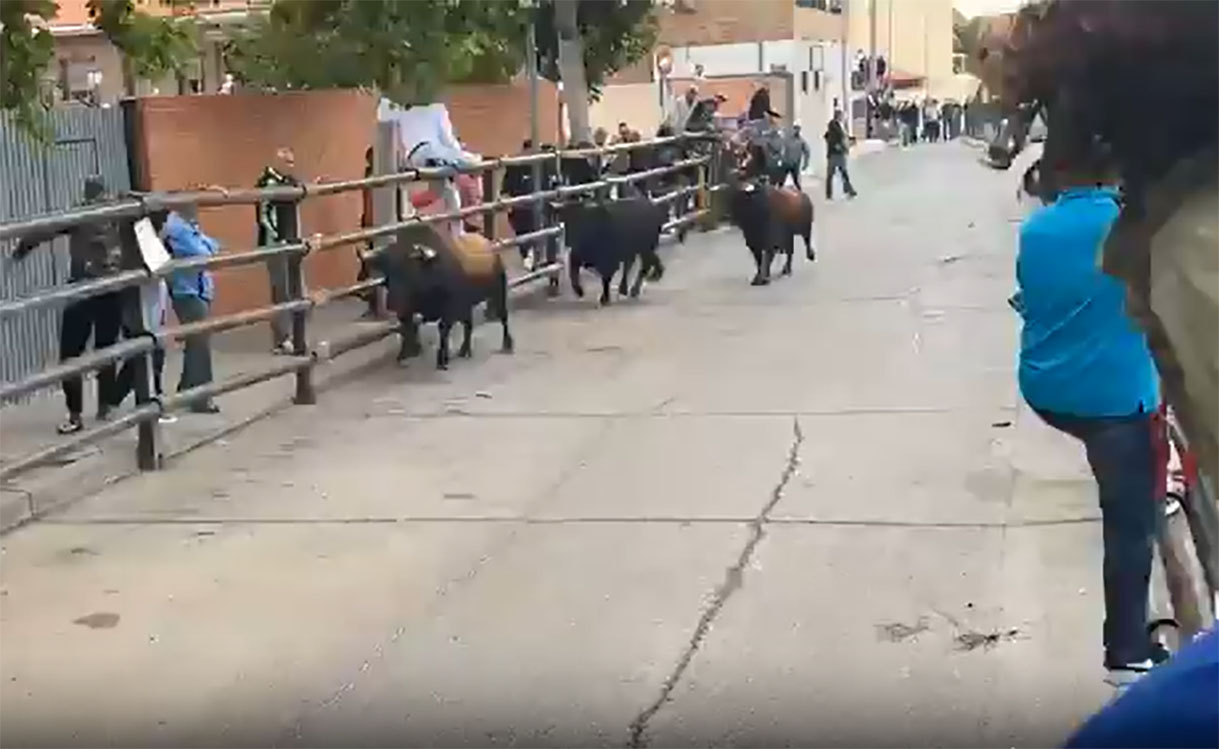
top-left (133, 217), bottom-right (170, 274)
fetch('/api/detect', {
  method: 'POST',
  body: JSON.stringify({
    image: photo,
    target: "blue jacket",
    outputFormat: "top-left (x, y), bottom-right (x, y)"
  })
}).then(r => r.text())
top-left (1015, 187), bottom-right (1159, 417)
top-left (162, 212), bottom-right (217, 302)
top-left (1066, 628), bottom-right (1219, 748)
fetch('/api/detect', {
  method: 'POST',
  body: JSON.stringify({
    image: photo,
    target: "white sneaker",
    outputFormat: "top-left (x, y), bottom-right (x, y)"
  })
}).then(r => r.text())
top-left (158, 414), bottom-right (178, 425)
top-left (523, 251), bottom-right (536, 272)
top-left (1104, 660), bottom-right (1154, 688)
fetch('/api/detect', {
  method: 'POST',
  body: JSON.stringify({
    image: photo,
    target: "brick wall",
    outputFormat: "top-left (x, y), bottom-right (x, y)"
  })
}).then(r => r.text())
top-left (131, 84), bottom-right (560, 318)
top-left (131, 91), bottom-right (378, 318)
top-left (655, 0), bottom-right (794, 46)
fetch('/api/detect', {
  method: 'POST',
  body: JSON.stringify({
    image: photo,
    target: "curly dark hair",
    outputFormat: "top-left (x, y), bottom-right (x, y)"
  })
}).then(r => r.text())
top-left (1013, 0), bottom-right (1217, 200)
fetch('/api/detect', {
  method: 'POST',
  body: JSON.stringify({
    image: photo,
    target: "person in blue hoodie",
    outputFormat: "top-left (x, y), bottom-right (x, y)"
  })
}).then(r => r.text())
top-left (1012, 142), bottom-right (1164, 686)
top-left (161, 205), bottom-right (219, 414)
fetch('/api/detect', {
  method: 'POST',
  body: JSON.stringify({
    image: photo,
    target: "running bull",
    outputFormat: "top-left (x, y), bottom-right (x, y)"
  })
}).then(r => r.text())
top-left (375, 225), bottom-right (513, 370)
top-left (559, 195), bottom-right (666, 305)
top-left (728, 142), bottom-right (815, 285)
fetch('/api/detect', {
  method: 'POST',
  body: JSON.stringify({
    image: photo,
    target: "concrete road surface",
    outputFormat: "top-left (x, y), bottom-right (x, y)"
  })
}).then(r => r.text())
top-left (0, 143), bottom-right (1114, 748)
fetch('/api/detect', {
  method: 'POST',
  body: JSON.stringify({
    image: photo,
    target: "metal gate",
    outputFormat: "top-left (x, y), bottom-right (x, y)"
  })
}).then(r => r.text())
top-left (0, 106), bottom-right (131, 403)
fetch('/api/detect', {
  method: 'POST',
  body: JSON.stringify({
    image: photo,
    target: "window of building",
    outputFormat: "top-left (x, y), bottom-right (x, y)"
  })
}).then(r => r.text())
top-left (795, 0), bottom-right (842, 12)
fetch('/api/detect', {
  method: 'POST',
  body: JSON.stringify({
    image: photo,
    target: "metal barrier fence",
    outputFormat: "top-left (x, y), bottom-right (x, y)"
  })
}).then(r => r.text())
top-left (0, 133), bottom-right (727, 482)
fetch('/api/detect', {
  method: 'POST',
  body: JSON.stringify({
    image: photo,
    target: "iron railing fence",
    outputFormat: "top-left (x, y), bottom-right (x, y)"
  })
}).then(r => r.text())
top-left (0, 133), bottom-right (727, 482)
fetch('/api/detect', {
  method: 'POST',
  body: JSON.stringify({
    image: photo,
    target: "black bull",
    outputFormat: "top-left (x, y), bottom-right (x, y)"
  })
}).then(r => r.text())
top-left (374, 225), bottom-right (513, 370)
top-left (558, 196), bottom-right (667, 305)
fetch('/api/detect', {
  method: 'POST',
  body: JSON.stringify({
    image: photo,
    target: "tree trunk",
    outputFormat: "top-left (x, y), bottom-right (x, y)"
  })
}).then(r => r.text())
top-left (553, 0), bottom-right (590, 145)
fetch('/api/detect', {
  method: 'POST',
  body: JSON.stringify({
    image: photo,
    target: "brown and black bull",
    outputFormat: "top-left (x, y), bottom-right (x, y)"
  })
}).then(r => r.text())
top-left (726, 138), bottom-right (815, 285)
top-left (374, 225), bottom-right (513, 370)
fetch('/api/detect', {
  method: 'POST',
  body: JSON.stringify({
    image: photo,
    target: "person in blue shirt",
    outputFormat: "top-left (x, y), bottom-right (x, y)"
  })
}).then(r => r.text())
top-left (161, 205), bottom-right (219, 414)
top-left (1013, 145), bottom-right (1163, 684)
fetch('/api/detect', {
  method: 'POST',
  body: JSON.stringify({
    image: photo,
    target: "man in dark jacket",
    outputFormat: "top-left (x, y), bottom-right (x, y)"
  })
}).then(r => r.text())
top-left (255, 146), bottom-right (302, 354)
top-left (823, 110), bottom-right (858, 200)
top-left (747, 81), bottom-right (781, 122)
top-left (12, 176), bottom-right (132, 434)
top-left (781, 125), bottom-right (811, 190)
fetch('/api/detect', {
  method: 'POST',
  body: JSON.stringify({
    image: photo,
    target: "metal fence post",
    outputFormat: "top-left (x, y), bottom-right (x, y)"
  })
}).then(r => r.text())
top-left (284, 200), bottom-right (315, 405)
top-left (545, 150), bottom-right (561, 297)
top-left (129, 279), bottom-right (161, 470)
top-left (482, 168), bottom-right (497, 240)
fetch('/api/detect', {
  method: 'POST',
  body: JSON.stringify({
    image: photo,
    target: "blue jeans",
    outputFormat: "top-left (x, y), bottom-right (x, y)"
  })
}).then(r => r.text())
top-left (1035, 408), bottom-right (1159, 667)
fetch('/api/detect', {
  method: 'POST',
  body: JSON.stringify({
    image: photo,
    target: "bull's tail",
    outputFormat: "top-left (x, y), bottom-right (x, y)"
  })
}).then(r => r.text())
top-left (491, 261), bottom-right (514, 353)
top-left (800, 196), bottom-right (815, 261)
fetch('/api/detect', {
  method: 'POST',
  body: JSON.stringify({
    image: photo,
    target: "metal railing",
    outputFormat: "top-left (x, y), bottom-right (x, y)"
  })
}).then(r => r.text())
top-left (0, 133), bottom-right (727, 482)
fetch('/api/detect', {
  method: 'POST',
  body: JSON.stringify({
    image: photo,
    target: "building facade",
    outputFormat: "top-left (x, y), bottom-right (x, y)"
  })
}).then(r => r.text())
top-left (43, 0), bottom-right (261, 105)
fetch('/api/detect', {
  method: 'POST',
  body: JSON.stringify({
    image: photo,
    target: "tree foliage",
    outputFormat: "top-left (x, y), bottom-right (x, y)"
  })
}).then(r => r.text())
top-left (0, 0), bottom-right (196, 138)
top-left (225, 0), bottom-right (657, 111)
top-left (86, 0), bottom-right (197, 86)
top-left (224, 0), bottom-right (531, 105)
top-left (533, 0), bottom-right (657, 100)
top-left (0, 0), bottom-right (58, 136)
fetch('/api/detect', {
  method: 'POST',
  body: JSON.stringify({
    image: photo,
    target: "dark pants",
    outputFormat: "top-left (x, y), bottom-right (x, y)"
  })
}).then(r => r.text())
top-left (65, 291), bottom-right (166, 415)
top-left (59, 291), bottom-right (123, 416)
top-left (267, 256), bottom-right (291, 346)
top-left (825, 154), bottom-right (856, 199)
top-left (1035, 408), bottom-right (1160, 668)
top-left (784, 168), bottom-right (802, 191)
top-left (171, 295), bottom-right (214, 406)
top-left (356, 244), bottom-right (378, 315)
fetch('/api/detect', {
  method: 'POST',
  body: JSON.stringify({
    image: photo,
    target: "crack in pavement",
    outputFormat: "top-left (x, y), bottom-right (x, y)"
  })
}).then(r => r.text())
top-left (626, 416), bottom-right (805, 748)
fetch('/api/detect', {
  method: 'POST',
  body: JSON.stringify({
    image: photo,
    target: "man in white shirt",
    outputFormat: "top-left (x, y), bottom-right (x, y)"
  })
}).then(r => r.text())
top-left (666, 86), bottom-right (699, 134)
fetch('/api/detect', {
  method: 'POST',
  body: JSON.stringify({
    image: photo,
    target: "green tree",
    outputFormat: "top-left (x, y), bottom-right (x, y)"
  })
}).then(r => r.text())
top-left (224, 0), bottom-right (531, 105)
top-left (0, 0), bottom-right (197, 138)
top-left (0, 0), bottom-right (58, 136)
top-left (533, 0), bottom-right (658, 143)
top-left (87, 0), bottom-right (197, 95)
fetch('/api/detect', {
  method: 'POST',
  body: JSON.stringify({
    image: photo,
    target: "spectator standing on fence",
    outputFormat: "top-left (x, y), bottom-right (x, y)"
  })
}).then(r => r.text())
top-left (666, 85), bottom-right (699, 134)
top-left (781, 124), bottom-right (810, 191)
top-left (255, 146), bottom-right (301, 355)
top-left (823, 110), bottom-right (858, 200)
top-left (12, 176), bottom-right (129, 434)
top-left (747, 80), bottom-right (781, 124)
top-left (161, 205), bottom-right (219, 414)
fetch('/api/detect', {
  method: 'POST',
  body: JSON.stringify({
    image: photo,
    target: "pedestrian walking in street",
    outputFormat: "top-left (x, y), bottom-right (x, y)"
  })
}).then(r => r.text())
top-left (161, 205), bottom-right (219, 414)
top-left (823, 111), bottom-right (857, 200)
top-left (12, 176), bottom-right (128, 434)
top-left (1011, 143), bottom-right (1165, 687)
top-left (780, 124), bottom-right (810, 191)
top-left (255, 146), bottom-right (302, 355)
top-left (923, 99), bottom-right (941, 142)
top-left (900, 102), bottom-right (920, 147)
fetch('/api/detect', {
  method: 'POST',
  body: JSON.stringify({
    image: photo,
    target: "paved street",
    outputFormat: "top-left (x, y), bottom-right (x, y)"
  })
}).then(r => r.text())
top-left (0, 143), bottom-right (1114, 747)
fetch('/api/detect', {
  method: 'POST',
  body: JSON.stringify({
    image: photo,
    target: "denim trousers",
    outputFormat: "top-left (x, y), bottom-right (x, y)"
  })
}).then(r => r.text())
top-left (1035, 407), bottom-right (1159, 667)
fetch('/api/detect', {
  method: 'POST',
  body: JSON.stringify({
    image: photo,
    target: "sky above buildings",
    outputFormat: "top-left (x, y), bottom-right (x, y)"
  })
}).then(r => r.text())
top-left (954, 0), bottom-right (1025, 18)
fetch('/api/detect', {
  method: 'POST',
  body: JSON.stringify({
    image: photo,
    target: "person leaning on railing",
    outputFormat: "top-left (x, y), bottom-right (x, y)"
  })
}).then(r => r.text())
top-left (11, 176), bottom-right (131, 434)
top-left (255, 146), bottom-right (302, 356)
top-left (160, 204), bottom-right (219, 414)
